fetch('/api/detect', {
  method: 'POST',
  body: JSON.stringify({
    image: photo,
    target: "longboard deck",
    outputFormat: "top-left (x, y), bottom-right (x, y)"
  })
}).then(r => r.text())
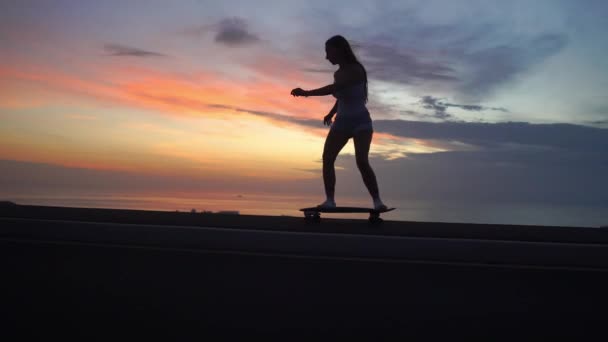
top-left (300, 206), bottom-right (395, 224)
top-left (299, 206), bottom-right (396, 214)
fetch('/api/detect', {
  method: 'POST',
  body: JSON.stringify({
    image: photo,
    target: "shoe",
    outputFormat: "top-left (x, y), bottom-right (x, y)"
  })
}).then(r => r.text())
top-left (317, 199), bottom-right (336, 209)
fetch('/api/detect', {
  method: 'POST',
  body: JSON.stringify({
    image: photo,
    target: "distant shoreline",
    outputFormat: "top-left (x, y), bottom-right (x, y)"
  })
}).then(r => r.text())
top-left (3, 192), bottom-right (606, 228)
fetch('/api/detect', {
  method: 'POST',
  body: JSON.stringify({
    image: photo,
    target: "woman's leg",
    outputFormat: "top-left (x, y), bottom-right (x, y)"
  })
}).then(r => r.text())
top-left (322, 129), bottom-right (350, 202)
top-left (353, 129), bottom-right (381, 201)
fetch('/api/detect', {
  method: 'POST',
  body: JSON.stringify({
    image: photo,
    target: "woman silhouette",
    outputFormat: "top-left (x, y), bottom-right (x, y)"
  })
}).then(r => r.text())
top-left (291, 35), bottom-right (387, 210)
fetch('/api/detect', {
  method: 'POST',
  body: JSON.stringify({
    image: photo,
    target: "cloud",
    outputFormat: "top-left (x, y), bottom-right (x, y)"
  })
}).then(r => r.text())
top-left (200, 101), bottom-right (608, 169)
top-left (336, 11), bottom-right (568, 100)
top-left (373, 120), bottom-right (608, 153)
top-left (419, 96), bottom-right (451, 120)
top-left (214, 17), bottom-right (260, 46)
top-left (178, 17), bottom-right (261, 47)
top-left (298, 15), bottom-right (568, 111)
top-left (442, 103), bottom-right (508, 112)
top-left (196, 100), bottom-right (608, 159)
top-left (332, 146), bottom-right (608, 205)
top-left (419, 95), bottom-right (508, 119)
top-left (207, 103), bottom-right (322, 129)
top-left (65, 114), bottom-right (98, 121)
top-left (587, 120), bottom-right (608, 129)
top-left (456, 33), bottom-right (568, 99)
top-left (353, 43), bottom-right (459, 85)
top-left (300, 68), bottom-right (336, 74)
top-left (103, 44), bottom-right (167, 57)
top-left (299, 36), bottom-right (458, 84)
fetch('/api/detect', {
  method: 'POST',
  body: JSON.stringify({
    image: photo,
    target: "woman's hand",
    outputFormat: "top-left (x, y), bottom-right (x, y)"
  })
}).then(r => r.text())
top-left (323, 113), bottom-right (334, 126)
top-left (291, 88), bottom-right (307, 97)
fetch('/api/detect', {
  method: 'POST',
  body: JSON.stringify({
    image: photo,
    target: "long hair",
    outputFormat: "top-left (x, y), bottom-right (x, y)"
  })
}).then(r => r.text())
top-left (325, 35), bottom-right (368, 103)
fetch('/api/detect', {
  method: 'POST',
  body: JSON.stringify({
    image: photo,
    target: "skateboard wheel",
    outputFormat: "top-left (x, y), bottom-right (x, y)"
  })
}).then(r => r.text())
top-left (368, 217), bottom-right (383, 224)
top-left (304, 211), bottom-right (321, 223)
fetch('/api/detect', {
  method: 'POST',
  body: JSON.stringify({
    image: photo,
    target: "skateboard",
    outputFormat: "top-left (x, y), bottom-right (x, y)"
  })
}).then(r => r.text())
top-left (299, 206), bottom-right (396, 224)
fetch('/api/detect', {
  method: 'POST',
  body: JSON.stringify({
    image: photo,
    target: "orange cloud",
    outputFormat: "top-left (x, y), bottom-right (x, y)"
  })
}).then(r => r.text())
top-left (65, 114), bottom-right (99, 121)
top-left (1, 59), bottom-right (333, 126)
top-left (0, 65), bottom-right (130, 107)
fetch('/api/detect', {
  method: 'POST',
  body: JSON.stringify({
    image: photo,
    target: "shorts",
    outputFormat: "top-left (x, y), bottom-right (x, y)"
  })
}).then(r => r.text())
top-left (330, 119), bottom-right (373, 138)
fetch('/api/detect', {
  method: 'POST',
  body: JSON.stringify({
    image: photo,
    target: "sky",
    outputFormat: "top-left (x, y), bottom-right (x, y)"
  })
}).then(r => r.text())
top-left (1, 0), bottom-right (608, 211)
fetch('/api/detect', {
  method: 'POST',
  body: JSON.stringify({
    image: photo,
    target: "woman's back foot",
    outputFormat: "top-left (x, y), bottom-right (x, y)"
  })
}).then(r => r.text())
top-left (373, 198), bottom-right (387, 211)
top-left (317, 199), bottom-right (336, 209)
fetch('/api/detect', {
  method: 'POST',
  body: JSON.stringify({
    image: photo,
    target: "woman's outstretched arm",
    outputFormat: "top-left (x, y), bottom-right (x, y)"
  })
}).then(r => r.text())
top-left (291, 84), bottom-right (334, 97)
top-left (291, 80), bottom-right (359, 97)
top-left (293, 78), bottom-right (362, 97)
top-left (292, 64), bottom-right (364, 98)
top-left (303, 84), bottom-right (335, 96)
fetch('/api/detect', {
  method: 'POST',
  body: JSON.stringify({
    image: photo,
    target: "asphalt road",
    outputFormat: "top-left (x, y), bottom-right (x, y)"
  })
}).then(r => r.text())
top-left (3, 205), bottom-right (608, 340)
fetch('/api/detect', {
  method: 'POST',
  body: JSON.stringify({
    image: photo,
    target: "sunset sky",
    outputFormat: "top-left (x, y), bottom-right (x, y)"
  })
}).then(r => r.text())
top-left (1, 0), bottom-right (607, 213)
